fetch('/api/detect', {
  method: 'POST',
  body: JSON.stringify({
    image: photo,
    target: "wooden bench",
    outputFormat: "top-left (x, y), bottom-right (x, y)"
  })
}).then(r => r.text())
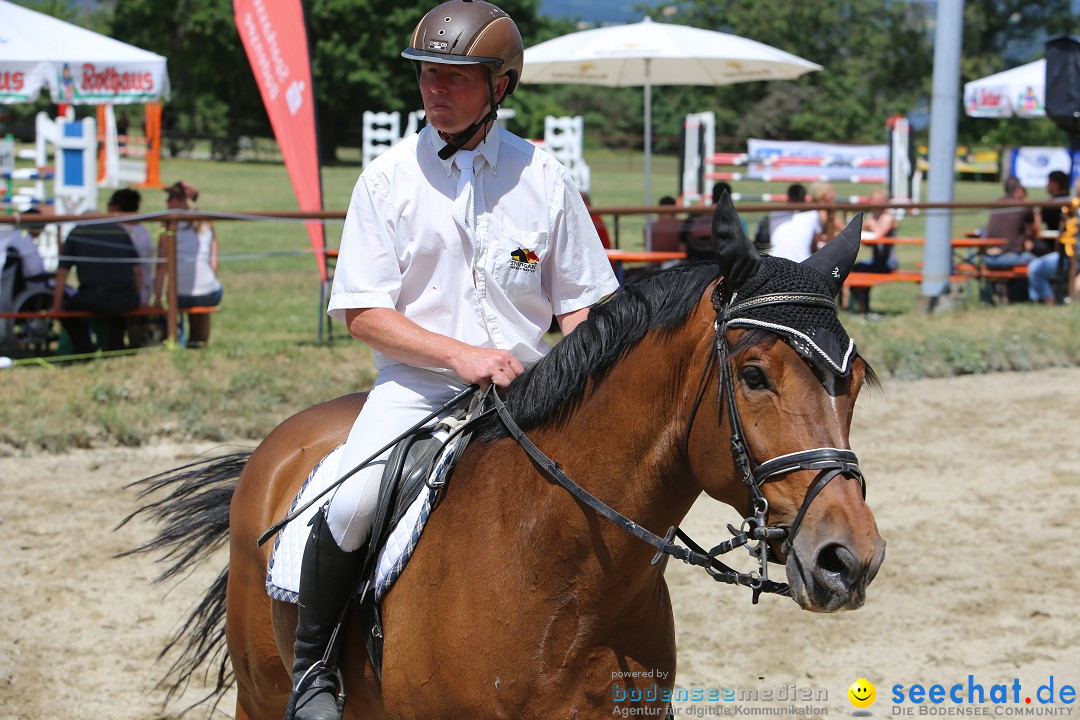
top-left (844, 271), bottom-right (970, 288)
top-left (0, 305), bottom-right (221, 356)
top-left (0, 305), bottom-right (219, 320)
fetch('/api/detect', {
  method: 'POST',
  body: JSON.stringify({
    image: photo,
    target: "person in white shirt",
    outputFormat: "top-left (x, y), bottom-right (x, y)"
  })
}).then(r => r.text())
top-left (768, 209), bottom-right (823, 262)
top-left (287, 3), bottom-right (619, 718)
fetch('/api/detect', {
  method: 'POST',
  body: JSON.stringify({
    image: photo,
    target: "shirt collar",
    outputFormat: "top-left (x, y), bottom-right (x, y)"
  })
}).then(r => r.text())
top-left (429, 122), bottom-right (501, 177)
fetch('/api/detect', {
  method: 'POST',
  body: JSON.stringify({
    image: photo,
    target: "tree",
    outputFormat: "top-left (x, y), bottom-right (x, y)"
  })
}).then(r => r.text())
top-left (110, 0), bottom-right (266, 157)
top-left (14, 0), bottom-right (76, 22)
top-left (623, 0), bottom-right (935, 147)
top-left (109, 0), bottom-right (561, 161)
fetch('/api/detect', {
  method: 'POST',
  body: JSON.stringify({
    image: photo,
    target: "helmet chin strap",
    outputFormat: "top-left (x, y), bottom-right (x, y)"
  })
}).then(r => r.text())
top-left (436, 71), bottom-right (502, 160)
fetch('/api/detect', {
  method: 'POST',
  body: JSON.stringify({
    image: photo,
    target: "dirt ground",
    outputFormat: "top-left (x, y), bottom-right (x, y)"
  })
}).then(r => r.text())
top-left (2, 367), bottom-right (1078, 719)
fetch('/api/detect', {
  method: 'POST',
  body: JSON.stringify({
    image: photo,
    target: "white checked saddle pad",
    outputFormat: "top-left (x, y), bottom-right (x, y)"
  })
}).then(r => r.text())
top-left (265, 426), bottom-right (464, 604)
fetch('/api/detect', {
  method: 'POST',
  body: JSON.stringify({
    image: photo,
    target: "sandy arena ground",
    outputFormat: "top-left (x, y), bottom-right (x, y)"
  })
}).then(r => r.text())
top-left (2, 367), bottom-right (1078, 719)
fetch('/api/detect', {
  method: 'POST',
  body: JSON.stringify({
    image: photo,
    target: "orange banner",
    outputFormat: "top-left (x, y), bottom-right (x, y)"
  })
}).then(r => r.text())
top-left (234, 0), bottom-right (326, 282)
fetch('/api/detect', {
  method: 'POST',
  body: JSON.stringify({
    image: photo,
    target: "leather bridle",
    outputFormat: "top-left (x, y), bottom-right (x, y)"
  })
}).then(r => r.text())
top-left (684, 283), bottom-right (866, 601)
top-left (492, 280), bottom-right (866, 604)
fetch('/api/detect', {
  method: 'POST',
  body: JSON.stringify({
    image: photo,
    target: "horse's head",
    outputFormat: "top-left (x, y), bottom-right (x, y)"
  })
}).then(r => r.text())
top-left (686, 192), bottom-right (885, 612)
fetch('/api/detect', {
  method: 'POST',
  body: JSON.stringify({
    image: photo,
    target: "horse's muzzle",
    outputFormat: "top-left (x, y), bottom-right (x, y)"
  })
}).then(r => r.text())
top-left (786, 533), bottom-right (886, 612)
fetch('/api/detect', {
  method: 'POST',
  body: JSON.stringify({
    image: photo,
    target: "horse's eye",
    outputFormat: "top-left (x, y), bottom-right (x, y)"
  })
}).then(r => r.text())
top-left (740, 365), bottom-right (769, 390)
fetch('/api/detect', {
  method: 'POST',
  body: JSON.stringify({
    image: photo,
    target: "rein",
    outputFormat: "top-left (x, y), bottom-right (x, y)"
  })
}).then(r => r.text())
top-left (489, 389), bottom-right (788, 599)
top-left (492, 282), bottom-right (866, 604)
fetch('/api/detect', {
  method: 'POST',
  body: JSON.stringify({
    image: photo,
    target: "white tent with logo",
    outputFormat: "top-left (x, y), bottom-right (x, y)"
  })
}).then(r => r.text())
top-left (0, 0), bottom-right (170, 105)
top-left (963, 59), bottom-right (1045, 118)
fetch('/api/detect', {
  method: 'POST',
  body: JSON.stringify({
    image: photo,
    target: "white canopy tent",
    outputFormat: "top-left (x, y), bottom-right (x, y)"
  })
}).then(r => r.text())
top-left (0, 0), bottom-right (170, 106)
top-left (963, 59), bottom-right (1045, 119)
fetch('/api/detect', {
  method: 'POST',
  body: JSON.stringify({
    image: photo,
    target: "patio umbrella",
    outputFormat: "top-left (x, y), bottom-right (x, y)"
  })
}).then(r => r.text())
top-left (963, 59), bottom-right (1046, 119)
top-left (522, 17), bottom-right (821, 205)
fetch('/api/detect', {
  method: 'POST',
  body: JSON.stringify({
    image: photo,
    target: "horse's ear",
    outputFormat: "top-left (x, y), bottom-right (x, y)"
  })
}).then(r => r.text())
top-left (801, 212), bottom-right (863, 296)
top-left (712, 190), bottom-right (761, 290)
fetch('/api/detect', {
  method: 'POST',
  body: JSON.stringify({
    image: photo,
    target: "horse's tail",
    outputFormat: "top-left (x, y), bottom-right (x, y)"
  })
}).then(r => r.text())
top-left (117, 451), bottom-right (250, 711)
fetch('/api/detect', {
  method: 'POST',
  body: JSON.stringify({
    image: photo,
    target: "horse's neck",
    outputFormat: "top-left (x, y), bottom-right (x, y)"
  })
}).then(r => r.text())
top-left (501, 319), bottom-right (710, 591)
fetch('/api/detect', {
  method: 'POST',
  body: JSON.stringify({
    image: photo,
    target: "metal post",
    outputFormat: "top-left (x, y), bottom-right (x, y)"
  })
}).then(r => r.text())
top-left (163, 224), bottom-right (179, 342)
top-left (644, 59), bottom-right (653, 249)
top-left (919, 0), bottom-right (965, 313)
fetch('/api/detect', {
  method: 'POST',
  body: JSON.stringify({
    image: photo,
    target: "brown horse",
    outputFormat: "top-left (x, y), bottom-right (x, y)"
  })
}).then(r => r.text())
top-left (130, 197), bottom-right (885, 719)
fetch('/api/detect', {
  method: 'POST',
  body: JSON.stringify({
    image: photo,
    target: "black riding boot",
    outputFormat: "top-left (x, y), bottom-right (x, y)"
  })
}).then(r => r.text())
top-left (285, 509), bottom-right (363, 720)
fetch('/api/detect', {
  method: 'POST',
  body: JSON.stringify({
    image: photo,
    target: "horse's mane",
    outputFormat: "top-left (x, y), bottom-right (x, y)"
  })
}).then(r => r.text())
top-left (477, 262), bottom-right (721, 440)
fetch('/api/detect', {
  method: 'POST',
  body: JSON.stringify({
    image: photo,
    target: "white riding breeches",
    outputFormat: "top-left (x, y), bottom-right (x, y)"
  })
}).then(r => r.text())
top-left (326, 365), bottom-right (469, 552)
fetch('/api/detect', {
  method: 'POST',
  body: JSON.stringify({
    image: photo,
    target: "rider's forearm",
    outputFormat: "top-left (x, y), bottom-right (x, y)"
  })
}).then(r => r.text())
top-left (344, 307), bottom-right (473, 370)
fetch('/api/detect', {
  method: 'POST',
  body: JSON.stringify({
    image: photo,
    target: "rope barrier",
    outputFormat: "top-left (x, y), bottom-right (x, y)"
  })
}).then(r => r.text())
top-left (0, 343), bottom-right (171, 370)
top-left (0, 200), bottom-right (1061, 226)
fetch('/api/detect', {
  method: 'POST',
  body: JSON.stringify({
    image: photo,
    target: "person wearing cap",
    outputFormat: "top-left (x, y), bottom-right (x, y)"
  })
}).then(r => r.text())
top-left (153, 181), bottom-right (223, 347)
top-left (288, 2), bottom-right (618, 718)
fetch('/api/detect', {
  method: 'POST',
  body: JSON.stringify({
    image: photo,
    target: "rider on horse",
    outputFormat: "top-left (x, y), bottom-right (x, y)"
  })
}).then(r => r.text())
top-left (286, 2), bottom-right (619, 718)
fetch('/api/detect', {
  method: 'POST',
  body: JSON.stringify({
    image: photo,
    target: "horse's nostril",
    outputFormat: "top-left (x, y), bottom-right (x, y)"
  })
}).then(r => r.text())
top-left (816, 543), bottom-right (854, 578)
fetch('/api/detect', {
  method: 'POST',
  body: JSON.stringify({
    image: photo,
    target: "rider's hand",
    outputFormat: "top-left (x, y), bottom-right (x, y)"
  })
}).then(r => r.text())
top-left (450, 346), bottom-right (524, 389)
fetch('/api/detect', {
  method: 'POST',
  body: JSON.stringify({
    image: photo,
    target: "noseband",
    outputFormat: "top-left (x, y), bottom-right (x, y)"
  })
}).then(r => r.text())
top-left (490, 280), bottom-right (866, 604)
top-left (679, 284), bottom-right (866, 601)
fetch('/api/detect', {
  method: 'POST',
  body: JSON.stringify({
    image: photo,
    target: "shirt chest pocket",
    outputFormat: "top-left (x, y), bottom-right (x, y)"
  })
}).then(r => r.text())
top-left (489, 220), bottom-right (547, 297)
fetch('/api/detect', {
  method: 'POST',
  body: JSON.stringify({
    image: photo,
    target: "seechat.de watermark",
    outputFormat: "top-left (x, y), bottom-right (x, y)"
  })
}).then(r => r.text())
top-left (890, 676), bottom-right (1075, 716)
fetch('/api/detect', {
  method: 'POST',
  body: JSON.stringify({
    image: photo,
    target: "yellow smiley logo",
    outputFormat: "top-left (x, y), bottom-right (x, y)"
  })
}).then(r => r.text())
top-left (848, 678), bottom-right (876, 708)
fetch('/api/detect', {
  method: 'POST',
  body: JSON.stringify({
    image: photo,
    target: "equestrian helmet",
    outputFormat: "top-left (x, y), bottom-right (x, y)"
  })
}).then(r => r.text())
top-left (402, 0), bottom-right (524, 97)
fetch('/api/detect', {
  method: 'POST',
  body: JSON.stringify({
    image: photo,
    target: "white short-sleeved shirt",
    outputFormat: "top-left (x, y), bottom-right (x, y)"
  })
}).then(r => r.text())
top-left (328, 124), bottom-right (618, 374)
top-left (768, 210), bottom-right (822, 263)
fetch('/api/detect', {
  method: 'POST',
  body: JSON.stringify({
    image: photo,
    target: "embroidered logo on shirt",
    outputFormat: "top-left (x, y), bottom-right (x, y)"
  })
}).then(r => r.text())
top-left (509, 248), bottom-right (540, 272)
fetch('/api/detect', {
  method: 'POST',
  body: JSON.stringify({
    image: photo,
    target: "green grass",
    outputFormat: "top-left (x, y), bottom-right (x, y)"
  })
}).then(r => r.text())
top-left (0, 148), bottom-right (1075, 453)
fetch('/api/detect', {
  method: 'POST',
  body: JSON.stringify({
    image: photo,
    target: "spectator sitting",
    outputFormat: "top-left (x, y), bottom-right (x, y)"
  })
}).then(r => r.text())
top-left (580, 191), bottom-right (611, 249)
top-left (808, 180), bottom-right (846, 251)
top-left (984, 176), bottom-right (1039, 271)
top-left (3, 208), bottom-right (50, 292)
top-left (154, 181), bottom-right (223, 348)
top-left (1032, 170), bottom-right (1071, 257)
top-left (766, 208), bottom-right (822, 262)
top-left (685, 181), bottom-right (732, 261)
top-left (845, 188), bottom-right (898, 314)
top-left (1039, 170), bottom-right (1070, 234)
top-left (1027, 181), bottom-right (1079, 306)
top-left (755, 183), bottom-right (807, 246)
top-left (109, 188), bottom-right (158, 347)
top-left (650, 195), bottom-right (689, 268)
top-left (50, 212), bottom-right (142, 354)
top-left (109, 189), bottom-right (154, 305)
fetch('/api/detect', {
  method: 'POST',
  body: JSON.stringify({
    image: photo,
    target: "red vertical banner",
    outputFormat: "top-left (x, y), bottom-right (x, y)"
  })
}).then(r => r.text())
top-left (234, 0), bottom-right (326, 282)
